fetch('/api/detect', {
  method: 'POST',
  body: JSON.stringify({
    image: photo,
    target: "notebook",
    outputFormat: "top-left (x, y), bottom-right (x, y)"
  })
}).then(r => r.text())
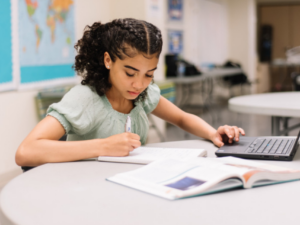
top-left (98, 147), bottom-right (207, 164)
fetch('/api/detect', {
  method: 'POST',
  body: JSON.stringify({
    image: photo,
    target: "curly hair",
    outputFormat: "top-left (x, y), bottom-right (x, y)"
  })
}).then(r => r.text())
top-left (73, 18), bottom-right (163, 102)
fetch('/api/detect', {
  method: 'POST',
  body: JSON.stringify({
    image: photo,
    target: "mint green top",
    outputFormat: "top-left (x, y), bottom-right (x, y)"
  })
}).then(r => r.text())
top-left (47, 84), bottom-right (161, 145)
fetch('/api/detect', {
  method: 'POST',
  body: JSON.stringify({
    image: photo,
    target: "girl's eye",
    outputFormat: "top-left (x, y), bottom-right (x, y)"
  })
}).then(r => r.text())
top-left (146, 74), bottom-right (153, 78)
top-left (126, 72), bottom-right (134, 77)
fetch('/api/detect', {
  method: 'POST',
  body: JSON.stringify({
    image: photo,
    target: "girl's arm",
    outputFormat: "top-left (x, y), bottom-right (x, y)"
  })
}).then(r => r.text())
top-left (15, 116), bottom-right (141, 167)
top-left (152, 96), bottom-right (245, 147)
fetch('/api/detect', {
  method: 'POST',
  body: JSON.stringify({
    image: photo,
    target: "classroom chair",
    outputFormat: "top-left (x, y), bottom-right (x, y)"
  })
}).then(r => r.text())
top-left (149, 81), bottom-right (176, 142)
top-left (291, 72), bottom-right (300, 91)
top-left (21, 86), bottom-right (73, 172)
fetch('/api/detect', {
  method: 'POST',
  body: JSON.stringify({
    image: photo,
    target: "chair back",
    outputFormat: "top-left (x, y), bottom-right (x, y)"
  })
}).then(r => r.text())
top-left (22, 86), bottom-right (73, 172)
top-left (291, 72), bottom-right (300, 91)
top-left (156, 81), bottom-right (176, 103)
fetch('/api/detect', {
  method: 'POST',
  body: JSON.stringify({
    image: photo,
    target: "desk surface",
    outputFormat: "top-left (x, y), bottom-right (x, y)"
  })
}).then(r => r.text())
top-left (166, 68), bottom-right (243, 84)
top-left (229, 92), bottom-right (300, 117)
top-left (1, 140), bottom-right (300, 225)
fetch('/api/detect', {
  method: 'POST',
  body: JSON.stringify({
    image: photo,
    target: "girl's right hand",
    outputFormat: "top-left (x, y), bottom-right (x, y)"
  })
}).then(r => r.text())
top-left (101, 133), bottom-right (141, 157)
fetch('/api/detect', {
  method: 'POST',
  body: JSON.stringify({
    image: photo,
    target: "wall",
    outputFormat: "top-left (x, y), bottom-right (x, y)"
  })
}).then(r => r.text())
top-left (165, 0), bottom-right (229, 68)
top-left (0, 90), bottom-right (38, 182)
top-left (109, 0), bottom-right (146, 21)
top-left (0, 0), bottom-right (111, 184)
top-left (185, 0), bottom-right (229, 67)
top-left (227, 0), bottom-right (257, 93)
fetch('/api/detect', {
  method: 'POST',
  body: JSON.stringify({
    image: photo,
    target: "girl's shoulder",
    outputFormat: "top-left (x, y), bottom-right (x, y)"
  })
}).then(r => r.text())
top-left (67, 84), bottom-right (98, 98)
top-left (63, 84), bottom-right (106, 105)
top-left (140, 83), bottom-right (161, 114)
top-left (47, 84), bottom-right (108, 135)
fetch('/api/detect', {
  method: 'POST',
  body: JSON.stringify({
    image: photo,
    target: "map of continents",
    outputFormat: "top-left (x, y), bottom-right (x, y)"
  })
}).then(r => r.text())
top-left (19, 0), bottom-right (76, 84)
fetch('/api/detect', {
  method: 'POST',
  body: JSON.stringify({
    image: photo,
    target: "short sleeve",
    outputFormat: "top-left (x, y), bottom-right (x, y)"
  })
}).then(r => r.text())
top-left (142, 83), bottom-right (161, 114)
top-left (46, 85), bottom-right (97, 135)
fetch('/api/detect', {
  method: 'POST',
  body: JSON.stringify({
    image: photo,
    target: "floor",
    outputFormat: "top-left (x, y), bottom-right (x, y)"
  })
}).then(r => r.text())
top-left (165, 100), bottom-right (300, 142)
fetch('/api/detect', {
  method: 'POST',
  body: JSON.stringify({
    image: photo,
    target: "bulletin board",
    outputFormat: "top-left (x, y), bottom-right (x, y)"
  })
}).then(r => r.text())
top-left (0, 0), bottom-right (16, 92)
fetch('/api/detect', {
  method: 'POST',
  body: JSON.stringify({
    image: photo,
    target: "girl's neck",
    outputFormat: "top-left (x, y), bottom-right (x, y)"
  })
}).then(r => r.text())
top-left (106, 87), bottom-right (134, 114)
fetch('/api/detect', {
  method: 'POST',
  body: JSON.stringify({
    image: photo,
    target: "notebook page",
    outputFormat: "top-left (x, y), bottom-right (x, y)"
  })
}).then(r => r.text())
top-left (98, 147), bottom-right (207, 164)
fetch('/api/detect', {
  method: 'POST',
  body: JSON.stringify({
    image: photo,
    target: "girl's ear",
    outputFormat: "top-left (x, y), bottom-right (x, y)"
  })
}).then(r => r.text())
top-left (104, 52), bottom-right (112, 69)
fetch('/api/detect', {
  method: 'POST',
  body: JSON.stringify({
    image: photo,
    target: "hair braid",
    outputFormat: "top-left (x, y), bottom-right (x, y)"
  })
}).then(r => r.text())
top-left (112, 19), bottom-right (145, 41)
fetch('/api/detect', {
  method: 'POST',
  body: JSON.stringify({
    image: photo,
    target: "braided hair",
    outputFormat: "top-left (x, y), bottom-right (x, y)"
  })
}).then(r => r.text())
top-left (73, 18), bottom-right (163, 102)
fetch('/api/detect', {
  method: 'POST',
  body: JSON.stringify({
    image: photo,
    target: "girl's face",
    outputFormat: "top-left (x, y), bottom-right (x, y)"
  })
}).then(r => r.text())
top-left (104, 52), bottom-right (159, 100)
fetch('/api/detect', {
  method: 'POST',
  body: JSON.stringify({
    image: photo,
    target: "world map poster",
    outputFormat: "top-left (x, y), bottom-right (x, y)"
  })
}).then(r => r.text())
top-left (18, 0), bottom-right (77, 88)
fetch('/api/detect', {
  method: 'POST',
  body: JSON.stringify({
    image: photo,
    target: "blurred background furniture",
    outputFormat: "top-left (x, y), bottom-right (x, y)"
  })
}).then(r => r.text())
top-left (166, 67), bottom-right (244, 125)
top-left (148, 81), bottom-right (176, 142)
top-left (221, 61), bottom-right (253, 97)
top-left (166, 68), bottom-right (243, 107)
top-left (229, 92), bottom-right (300, 136)
top-left (291, 72), bottom-right (300, 91)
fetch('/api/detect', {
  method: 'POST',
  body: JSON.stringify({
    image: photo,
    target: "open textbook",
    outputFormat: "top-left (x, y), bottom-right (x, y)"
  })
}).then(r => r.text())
top-left (107, 157), bottom-right (300, 200)
top-left (98, 147), bottom-right (207, 164)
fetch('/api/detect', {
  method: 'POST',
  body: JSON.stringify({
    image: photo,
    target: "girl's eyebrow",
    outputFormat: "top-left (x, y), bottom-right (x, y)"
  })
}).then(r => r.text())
top-left (124, 65), bottom-right (157, 72)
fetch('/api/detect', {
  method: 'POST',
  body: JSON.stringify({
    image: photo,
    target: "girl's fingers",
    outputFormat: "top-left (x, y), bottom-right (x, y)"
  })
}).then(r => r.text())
top-left (218, 125), bottom-right (246, 144)
top-left (233, 126), bottom-right (240, 141)
top-left (214, 138), bottom-right (224, 147)
top-left (239, 128), bottom-right (245, 135)
top-left (225, 128), bottom-right (233, 139)
top-left (131, 140), bottom-right (141, 149)
top-left (128, 133), bottom-right (141, 140)
top-left (225, 127), bottom-right (235, 143)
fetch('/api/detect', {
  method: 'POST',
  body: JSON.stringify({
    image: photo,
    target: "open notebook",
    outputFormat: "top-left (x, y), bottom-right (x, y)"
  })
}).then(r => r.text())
top-left (98, 147), bottom-right (207, 164)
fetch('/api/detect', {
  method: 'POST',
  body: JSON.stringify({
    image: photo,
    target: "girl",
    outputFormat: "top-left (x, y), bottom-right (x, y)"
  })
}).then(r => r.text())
top-left (16, 18), bottom-right (245, 167)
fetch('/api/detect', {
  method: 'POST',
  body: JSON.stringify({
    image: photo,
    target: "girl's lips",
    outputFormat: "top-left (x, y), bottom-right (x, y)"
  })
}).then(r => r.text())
top-left (128, 91), bottom-right (140, 96)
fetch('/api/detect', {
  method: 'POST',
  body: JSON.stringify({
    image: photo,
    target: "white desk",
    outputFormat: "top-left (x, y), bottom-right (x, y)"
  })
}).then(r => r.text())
top-left (166, 68), bottom-right (243, 84)
top-left (229, 92), bottom-right (300, 135)
top-left (1, 140), bottom-right (300, 225)
top-left (167, 68), bottom-right (243, 115)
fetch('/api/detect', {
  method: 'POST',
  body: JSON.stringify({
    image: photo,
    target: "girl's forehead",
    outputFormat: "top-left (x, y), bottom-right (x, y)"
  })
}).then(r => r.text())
top-left (117, 53), bottom-right (159, 67)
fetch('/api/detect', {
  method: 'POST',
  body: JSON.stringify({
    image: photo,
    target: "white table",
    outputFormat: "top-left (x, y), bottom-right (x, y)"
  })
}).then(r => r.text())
top-left (1, 139), bottom-right (300, 225)
top-left (229, 92), bottom-right (300, 136)
top-left (166, 68), bottom-right (243, 84)
top-left (167, 68), bottom-right (243, 119)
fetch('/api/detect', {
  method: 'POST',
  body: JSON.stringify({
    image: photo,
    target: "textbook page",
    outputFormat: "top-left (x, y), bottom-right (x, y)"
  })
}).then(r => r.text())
top-left (107, 157), bottom-right (300, 199)
top-left (98, 147), bottom-right (207, 164)
top-left (107, 158), bottom-right (243, 200)
top-left (215, 157), bottom-right (300, 188)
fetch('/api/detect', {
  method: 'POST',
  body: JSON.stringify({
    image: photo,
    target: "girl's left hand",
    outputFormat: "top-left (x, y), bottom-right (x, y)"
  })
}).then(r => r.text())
top-left (210, 125), bottom-right (245, 147)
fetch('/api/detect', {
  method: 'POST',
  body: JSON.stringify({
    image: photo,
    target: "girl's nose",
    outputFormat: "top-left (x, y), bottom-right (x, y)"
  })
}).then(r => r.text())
top-left (132, 78), bottom-right (143, 90)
